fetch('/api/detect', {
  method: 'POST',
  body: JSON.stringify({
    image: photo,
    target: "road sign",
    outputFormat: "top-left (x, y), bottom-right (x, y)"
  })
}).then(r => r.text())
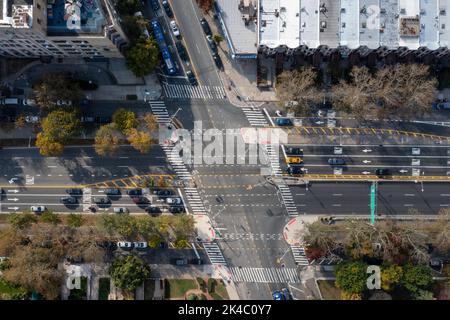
top-left (370, 183), bottom-right (376, 225)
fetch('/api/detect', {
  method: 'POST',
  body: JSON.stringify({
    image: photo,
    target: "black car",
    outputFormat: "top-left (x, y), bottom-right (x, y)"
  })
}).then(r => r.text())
top-left (176, 42), bottom-right (188, 61)
top-left (95, 116), bottom-right (111, 124)
top-left (328, 158), bottom-right (346, 166)
top-left (150, 0), bottom-right (160, 11)
top-left (285, 147), bottom-right (303, 156)
top-left (200, 18), bottom-right (212, 36)
top-left (93, 197), bottom-right (111, 205)
top-left (375, 169), bottom-right (391, 177)
top-left (146, 206), bottom-right (162, 216)
top-left (127, 188), bottom-right (142, 196)
top-left (287, 166), bottom-right (305, 175)
top-left (104, 188), bottom-right (121, 196)
top-left (212, 53), bottom-right (223, 70)
top-left (133, 197), bottom-right (150, 205)
top-left (156, 189), bottom-right (174, 197)
top-left (169, 206), bottom-right (185, 214)
top-left (60, 196), bottom-right (77, 204)
top-left (186, 70), bottom-right (197, 86)
top-left (66, 188), bottom-right (83, 195)
top-left (206, 35), bottom-right (218, 53)
top-left (162, 0), bottom-right (173, 17)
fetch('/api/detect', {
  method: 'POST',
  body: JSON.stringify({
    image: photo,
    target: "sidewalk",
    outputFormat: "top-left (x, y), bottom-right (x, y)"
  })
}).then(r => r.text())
top-left (283, 215), bottom-right (319, 246)
top-left (202, 13), bottom-right (277, 107)
top-left (193, 214), bottom-right (216, 242)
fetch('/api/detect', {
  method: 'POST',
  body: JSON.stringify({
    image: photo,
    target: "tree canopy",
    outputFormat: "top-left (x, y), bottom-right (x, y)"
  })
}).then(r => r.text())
top-left (112, 108), bottom-right (138, 134)
top-left (335, 261), bottom-right (368, 294)
top-left (33, 73), bottom-right (83, 110)
top-left (94, 124), bottom-right (121, 157)
top-left (126, 39), bottom-right (160, 78)
top-left (109, 255), bottom-right (151, 292)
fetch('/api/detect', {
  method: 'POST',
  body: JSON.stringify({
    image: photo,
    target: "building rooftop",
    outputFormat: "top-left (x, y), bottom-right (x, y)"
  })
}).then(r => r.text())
top-left (318, 0), bottom-right (340, 48)
top-left (1, 0), bottom-right (33, 27)
top-left (216, 0), bottom-right (257, 56)
top-left (340, 0), bottom-right (359, 49)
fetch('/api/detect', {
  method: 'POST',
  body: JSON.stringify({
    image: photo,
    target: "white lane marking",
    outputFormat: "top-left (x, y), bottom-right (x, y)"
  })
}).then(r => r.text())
top-left (404, 194), bottom-right (415, 197)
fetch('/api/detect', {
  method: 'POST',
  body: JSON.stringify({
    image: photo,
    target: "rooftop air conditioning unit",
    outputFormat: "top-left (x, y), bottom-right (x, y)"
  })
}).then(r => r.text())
top-left (440, 9), bottom-right (446, 15)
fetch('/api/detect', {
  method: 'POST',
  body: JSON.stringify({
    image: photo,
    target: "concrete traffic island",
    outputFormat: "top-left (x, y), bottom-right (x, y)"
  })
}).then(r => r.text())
top-left (283, 215), bottom-right (319, 246)
top-left (193, 214), bottom-right (216, 242)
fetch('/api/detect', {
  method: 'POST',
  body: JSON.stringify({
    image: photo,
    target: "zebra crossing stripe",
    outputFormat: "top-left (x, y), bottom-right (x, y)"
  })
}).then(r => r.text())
top-left (230, 267), bottom-right (300, 283)
top-left (163, 84), bottom-right (228, 100)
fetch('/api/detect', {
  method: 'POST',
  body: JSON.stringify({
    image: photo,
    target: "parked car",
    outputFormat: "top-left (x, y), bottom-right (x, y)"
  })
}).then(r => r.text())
top-left (23, 99), bottom-right (37, 106)
top-left (186, 70), bottom-right (197, 86)
top-left (117, 241), bottom-right (133, 249)
top-left (166, 197), bottom-right (182, 205)
top-left (287, 166), bottom-right (305, 175)
top-left (104, 188), bottom-right (121, 196)
top-left (276, 118), bottom-right (293, 126)
top-left (170, 20), bottom-right (180, 37)
top-left (0, 98), bottom-right (22, 105)
top-left (328, 158), bottom-right (345, 166)
top-left (133, 242), bottom-right (148, 249)
top-left (95, 116), bottom-right (111, 124)
top-left (200, 18), bottom-right (212, 36)
top-left (150, 0), bottom-right (160, 11)
top-left (375, 168), bottom-right (391, 177)
top-left (272, 291), bottom-right (285, 300)
top-left (286, 156), bottom-right (303, 164)
top-left (30, 206), bottom-right (46, 213)
top-left (212, 53), bottom-right (223, 70)
top-left (127, 188), bottom-right (142, 196)
top-left (66, 188), bottom-right (83, 195)
top-left (285, 147), bottom-right (303, 156)
top-left (156, 189), bottom-right (174, 197)
top-left (133, 197), bottom-right (150, 205)
top-left (170, 258), bottom-right (188, 266)
top-left (113, 207), bottom-right (128, 214)
top-left (80, 116), bottom-right (95, 123)
top-left (56, 100), bottom-right (72, 107)
top-left (93, 197), bottom-right (111, 205)
top-left (60, 196), bottom-right (77, 204)
top-left (146, 206), bottom-right (162, 216)
top-left (175, 41), bottom-right (188, 61)
top-left (162, 0), bottom-right (173, 17)
top-left (25, 115), bottom-right (40, 123)
top-left (206, 35), bottom-right (218, 53)
top-left (281, 288), bottom-right (293, 300)
top-left (169, 206), bottom-right (184, 214)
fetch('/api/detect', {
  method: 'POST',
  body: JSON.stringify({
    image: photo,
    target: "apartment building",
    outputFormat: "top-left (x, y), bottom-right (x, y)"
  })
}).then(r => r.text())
top-left (0, 0), bottom-right (127, 58)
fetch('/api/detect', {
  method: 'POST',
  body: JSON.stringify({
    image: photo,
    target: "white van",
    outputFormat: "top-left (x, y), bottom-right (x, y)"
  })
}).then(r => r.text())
top-left (0, 98), bottom-right (21, 105)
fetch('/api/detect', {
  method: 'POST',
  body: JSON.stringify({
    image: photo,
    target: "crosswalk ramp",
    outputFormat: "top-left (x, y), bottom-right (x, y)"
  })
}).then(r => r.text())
top-left (184, 187), bottom-right (207, 215)
top-left (264, 145), bottom-right (282, 176)
top-left (278, 184), bottom-right (298, 217)
top-left (163, 84), bottom-right (227, 100)
top-left (203, 242), bottom-right (227, 265)
top-left (291, 245), bottom-right (309, 266)
top-left (149, 101), bottom-right (171, 124)
top-left (230, 267), bottom-right (300, 283)
top-left (242, 106), bottom-right (269, 127)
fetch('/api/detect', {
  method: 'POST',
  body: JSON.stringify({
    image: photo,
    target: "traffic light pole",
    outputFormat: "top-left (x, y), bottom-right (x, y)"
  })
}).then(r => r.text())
top-left (370, 181), bottom-right (377, 225)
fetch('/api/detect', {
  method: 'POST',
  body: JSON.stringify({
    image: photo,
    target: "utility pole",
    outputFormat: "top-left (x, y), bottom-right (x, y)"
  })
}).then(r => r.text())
top-left (370, 181), bottom-right (376, 225)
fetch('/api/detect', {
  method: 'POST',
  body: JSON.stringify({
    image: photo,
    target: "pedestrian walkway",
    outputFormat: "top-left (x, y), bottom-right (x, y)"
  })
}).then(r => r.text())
top-left (230, 267), bottom-right (300, 283)
top-left (149, 100), bottom-right (171, 124)
top-left (291, 245), bottom-right (309, 266)
top-left (163, 84), bottom-right (227, 100)
top-left (203, 242), bottom-right (227, 265)
top-left (184, 187), bottom-right (207, 215)
top-left (278, 184), bottom-right (298, 217)
top-left (242, 106), bottom-right (269, 127)
top-left (264, 144), bottom-right (282, 176)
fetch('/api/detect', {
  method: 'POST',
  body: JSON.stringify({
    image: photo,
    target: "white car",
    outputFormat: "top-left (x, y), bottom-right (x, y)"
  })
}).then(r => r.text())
top-left (117, 241), bottom-right (133, 249)
top-left (133, 242), bottom-right (148, 249)
top-left (25, 115), bottom-right (40, 123)
top-left (56, 100), bottom-right (72, 107)
top-left (166, 197), bottom-right (182, 205)
top-left (170, 20), bottom-right (180, 37)
top-left (30, 206), bottom-right (46, 213)
top-left (23, 99), bottom-right (37, 106)
top-left (113, 207), bottom-right (128, 214)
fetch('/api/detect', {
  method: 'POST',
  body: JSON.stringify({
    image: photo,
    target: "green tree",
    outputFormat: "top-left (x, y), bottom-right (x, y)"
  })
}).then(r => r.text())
top-left (67, 213), bottom-right (84, 228)
top-left (116, 0), bottom-right (141, 15)
top-left (94, 124), bottom-right (121, 157)
top-left (33, 73), bottom-right (83, 110)
top-left (40, 211), bottom-right (61, 225)
top-left (401, 264), bottom-right (433, 294)
top-left (41, 110), bottom-right (80, 143)
top-left (335, 261), bottom-right (368, 294)
top-left (127, 128), bottom-right (153, 153)
top-left (413, 289), bottom-right (434, 300)
top-left (112, 108), bottom-right (138, 134)
top-left (122, 15), bottom-right (149, 45)
top-left (8, 213), bottom-right (37, 230)
top-left (212, 34), bottom-right (223, 44)
top-left (141, 113), bottom-right (159, 133)
top-left (381, 264), bottom-right (403, 292)
top-left (109, 255), bottom-right (151, 292)
top-left (126, 39), bottom-right (159, 77)
top-left (35, 133), bottom-right (64, 156)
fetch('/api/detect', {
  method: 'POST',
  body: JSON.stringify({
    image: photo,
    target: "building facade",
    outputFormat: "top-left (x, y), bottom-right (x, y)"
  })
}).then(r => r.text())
top-left (0, 0), bottom-right (127, 58)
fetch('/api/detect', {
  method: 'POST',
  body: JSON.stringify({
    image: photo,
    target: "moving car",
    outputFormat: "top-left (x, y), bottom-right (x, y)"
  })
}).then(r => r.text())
top-left (30, 206), bottom-right (46, 213)
top-left (175, 41), bottom-right (188, 61)
top-left (276, 118), bottom-right (293, 126)
top-left (281, 288), bottom-right (293, 300)
top-left (127, 188), bottom-right (142, 196)
top-left (212, 53), bottom-right (223, 70)
top-left (156, 189), bottom-right (174, 197)
top-left (60, 196), bottom-right (77, 204)
top-left (285, 147), bottom-right (303, 156)
top-left (104, 188), bottom-right (121, 196)
top-left (272, 291), bottom-right (285, 300)
top-left (66, 188), bottom-right (83, 195)
top-left (93, 197), bottom-right (111, 205)
top-left (169, 206), bottom-right (184, 214)
top-left (186, 70), bottom-right (197, 86)
top-left (170, 258), bottom-right (188, 266)
top-left (25, 115), bottom-right (40, 123)
top-left (150, 0), bottom-right (160, 11)
top-left (328, 158), bottom-right (345, 166)
top-left (170, 20), bottom-right (180, 37)
top-left (286, 156), bottom-right (303, 164)
top-left (113, 207), bottom-right (128, 214)
top-left (80, 116), bottom-right (95, 123)
top-left (133, 242), bottom-right (148, 249)
top-left (56, 100), bottom-right (72, 107)
top-left (95, 116), bottom-right (111, 124)
top-left (162, 0), bottom-right (173, 17)
top-left (206, 35), bottom-right (218, 53)
top-left (117, 241), bottom-right (133, 249)
top-left (200, 18), bottom-right (212, 36)
top-left (166, 197), bottom-right (183, 205)
top-left (133, 197), bottom-right (150, 205)
top-left (287, 166), bottom-right (305, 175)
top-left (146, 206), bottom-right (162, 216)
top-left (375, 168), bottom-right (391, 177)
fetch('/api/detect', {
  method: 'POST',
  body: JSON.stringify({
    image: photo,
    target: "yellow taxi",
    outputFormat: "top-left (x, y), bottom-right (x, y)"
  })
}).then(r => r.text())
top-left (285, 156), bottom-right (303, 164)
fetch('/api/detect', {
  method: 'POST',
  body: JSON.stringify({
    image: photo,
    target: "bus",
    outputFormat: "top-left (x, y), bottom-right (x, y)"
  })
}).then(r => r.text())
top-left (161, 47), bottom-right (176, 75)
top-left (150, 19), bottom-right (176, 75)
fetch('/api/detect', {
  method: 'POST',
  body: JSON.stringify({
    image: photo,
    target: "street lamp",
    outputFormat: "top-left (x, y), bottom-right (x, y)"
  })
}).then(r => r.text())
top-left (143, 89), bottom-right (150, 103)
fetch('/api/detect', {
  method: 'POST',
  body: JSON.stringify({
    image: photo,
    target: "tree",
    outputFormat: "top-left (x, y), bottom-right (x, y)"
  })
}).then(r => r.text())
top-left (112, 108), bottom-right (138, 134)
top-left (94, 124), bottom-right (121, 157)
top-left (141, 113), bottom-right (159, 133)
top-left (122, 15), bottom-right (149, 45)
top-left (8, 213), bottom-right (37, 230)
top-left (41, 110), bottom-right (80, 143)
top-left (212, 34), bottom-right (223, 44)
top-left (381, 264), bottom-right (403, 292)
top-left (275, 68), bottom-right (323, 116)
top-left (67, 213), bottom-right (84, 228)
top-left (109, 255), bottom-right (151, 292)
top-left (335, 261), bottom-right (368, 294)
top-left (413, 289), bottom-right (434, 300)
top-left (33, 73), bottom-right (83, 110)
top-left (35, 133), bottom-right (64, 156)
top-left (401, 264), bottom-right (433, 294)
top-left (40, 211), bottom-right (61, 225)
top-left (126, 39), bottom-right (159, 77)
top-left (196, 0), bottom-right (213, 12)
top-left (127, 128), bottom-right (152, 153)
top-left (15, 114), bottom-right (26, 129)
top-left (116, 0), bottom-right (141, 15)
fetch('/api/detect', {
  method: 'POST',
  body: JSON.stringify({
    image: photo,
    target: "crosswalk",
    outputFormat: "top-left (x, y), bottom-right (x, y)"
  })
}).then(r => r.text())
top-left (278, 184), bottom-right (298, 217)
top-left (163, 84), bottom-right (227, 100)
top-left (242, 106), bottom-right (269, 126)
top-left (230, 267), bottom-right (300, 283)
top-left (264, 144), bottom-right (282, 176)
top-left (184, 187), bottom-right (207, 215)
top-left (203, 242), bottom-right (227, 265)
top-left (149, 100), bottom-right (171, 124)
top-left (291, 245), bottom-right (309, 266)
top-left (82, 188), bottom-right (92, 212)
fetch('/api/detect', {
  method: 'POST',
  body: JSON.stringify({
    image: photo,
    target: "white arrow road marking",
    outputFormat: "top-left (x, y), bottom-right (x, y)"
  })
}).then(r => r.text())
top-left (362, 149), bottom-right (372, 153)
top-left (7, 190), bottom-right (19, 193)
top-left (362, 160), bottom-right (372, 164)
top-left (7, 207), bottom-right (19, 211)
top-left (362, 171), bottom-right (371, 175)
top-left (399, 169), bottom-right (408, 173)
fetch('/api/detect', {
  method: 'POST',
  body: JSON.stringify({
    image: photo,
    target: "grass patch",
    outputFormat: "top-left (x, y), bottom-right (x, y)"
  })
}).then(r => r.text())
top-left (0, 277), bottom-right (27, 299)
top-left (210, 292), bottom-right (223, 300)
top-left (98, 278), bottom-right (110, 300)
top-left (317, 280), bottom-right (341, 300)
top-left (164, 279), bottom-right (198, 299)
top-left (214, 279), bottom-right (229, 300)
top-left (144, 279), bottom-right (155, 300)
